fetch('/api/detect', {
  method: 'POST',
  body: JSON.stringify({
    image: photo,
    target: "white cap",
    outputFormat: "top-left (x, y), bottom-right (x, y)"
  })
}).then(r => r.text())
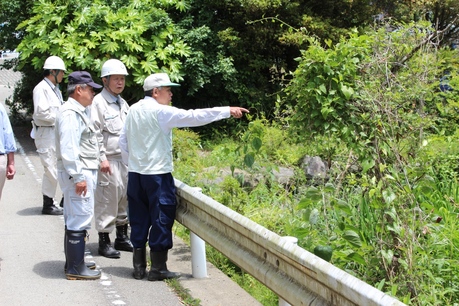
top-left (143, 73), bottom-right (180, 91)
top-left (43, 56), bottom-right (66, 71)
top-left (101, 59), bottom-right (128, 77)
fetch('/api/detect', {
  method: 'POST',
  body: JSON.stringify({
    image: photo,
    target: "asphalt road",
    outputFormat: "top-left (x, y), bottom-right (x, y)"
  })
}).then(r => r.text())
top-left (0, 62), bottom-right (262, 306)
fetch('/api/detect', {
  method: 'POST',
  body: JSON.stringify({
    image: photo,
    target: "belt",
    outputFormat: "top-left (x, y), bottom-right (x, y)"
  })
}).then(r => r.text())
top-left (36, 126), bottom-right (55, 128)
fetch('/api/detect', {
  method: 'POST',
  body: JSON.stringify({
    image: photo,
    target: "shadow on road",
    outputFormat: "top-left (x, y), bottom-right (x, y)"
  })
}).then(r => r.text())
top-left (16, 206), bottom-right (42, 216)
top-left (13, 125), bottom-right (37, 156)
top-left (33, 261), bottom-right (65, 279)
top-left (171, 244), bottom-right (191, 262)
top-left (99, 266), bottom-right (133, 280)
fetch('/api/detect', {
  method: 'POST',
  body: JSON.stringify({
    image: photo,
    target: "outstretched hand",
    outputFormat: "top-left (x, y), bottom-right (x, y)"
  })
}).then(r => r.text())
top-left (229, 107), bottom-right (249, 118)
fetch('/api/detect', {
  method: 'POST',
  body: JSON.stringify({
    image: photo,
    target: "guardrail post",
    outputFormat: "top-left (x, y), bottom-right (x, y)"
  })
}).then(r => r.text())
top-left (278, 236), bottom-right (298, 306)
top-left (191, 232), bottom-right (207, 278)
top-left (190, 187), bottom-right (207, 278)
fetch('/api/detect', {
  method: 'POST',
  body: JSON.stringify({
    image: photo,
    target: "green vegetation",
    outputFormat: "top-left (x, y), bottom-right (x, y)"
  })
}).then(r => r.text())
top-left (3, 0), bottom-right (459, 305)
top-left (166, 278), bottom-right (201, 306)
top-left (171, 20), bottom-right (459, 305)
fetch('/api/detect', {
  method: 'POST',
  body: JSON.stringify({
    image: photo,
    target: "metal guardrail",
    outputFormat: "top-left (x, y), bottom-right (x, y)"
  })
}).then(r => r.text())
top-left (174, 179), bottom-right (406, 306)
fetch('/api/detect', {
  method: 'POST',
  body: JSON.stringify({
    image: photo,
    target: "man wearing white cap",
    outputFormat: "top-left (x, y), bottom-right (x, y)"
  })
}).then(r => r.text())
top-left (32, 55), bottom-right (66, 215)
top-left (119, 72), bottom-right (249, 281)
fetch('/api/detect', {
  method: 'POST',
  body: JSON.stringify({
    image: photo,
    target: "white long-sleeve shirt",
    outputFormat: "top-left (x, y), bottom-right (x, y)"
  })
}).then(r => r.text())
top-left (32, 78), bottom-right (63, 127)
top-left (119, 96), bottom-right (230, 175)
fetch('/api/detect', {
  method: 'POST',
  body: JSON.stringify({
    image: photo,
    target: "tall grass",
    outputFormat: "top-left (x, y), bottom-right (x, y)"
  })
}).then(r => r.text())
top-left (172, 123), bottom-right (459, 305)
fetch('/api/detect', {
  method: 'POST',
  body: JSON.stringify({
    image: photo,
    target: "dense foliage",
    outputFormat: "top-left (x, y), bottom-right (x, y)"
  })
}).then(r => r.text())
top-left (284, 19), bottom-right (459, 304)
top-left (4, 0), bottom-right (458, 122)
top-left (3, 0), bottom-right (459, 305)
top-left (172, 19), bottom-right (459, 305)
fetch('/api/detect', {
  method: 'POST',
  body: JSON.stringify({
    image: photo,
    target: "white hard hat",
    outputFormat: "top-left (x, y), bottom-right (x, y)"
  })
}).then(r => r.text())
top-left (101, 59), bottom-right (128, 77)
top-left (43, 56), bottom-right (66, 71)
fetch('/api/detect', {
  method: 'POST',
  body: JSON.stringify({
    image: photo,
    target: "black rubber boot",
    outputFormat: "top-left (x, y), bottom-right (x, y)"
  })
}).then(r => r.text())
top-left (132, 248), bottom-right (147, 280)
top-left (42, 195), bottom-right (63, 215)
top-left (65, 230), bottom-right (101, 280)
top-left (147, 250), bottom-right (181, 281)
top-left (114, 224), bottom-right (134, 252)
top-left (64, 229), bottom-right (96, 273)
top-left (98, 232), bottom-right (120, 258)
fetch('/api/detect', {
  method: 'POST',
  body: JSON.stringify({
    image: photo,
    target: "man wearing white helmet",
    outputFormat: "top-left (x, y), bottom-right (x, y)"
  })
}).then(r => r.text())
top-left (32, 55), bottom-right (66, 215)
top-left (91, 59), bottom-right (133, 258)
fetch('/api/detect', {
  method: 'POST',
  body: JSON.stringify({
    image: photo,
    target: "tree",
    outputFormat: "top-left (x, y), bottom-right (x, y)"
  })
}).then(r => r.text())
top-left (8, 0), bottom-right (190, 118)
top-left (0, 0), bottom-right (33, 50)
top-left (285, 20), bottom-right (455, 178)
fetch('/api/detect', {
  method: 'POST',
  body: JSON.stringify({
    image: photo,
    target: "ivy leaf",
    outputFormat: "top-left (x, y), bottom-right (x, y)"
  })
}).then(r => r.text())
top-left (244, 153), bottom-right (255, 168)
top-left (343, 230), bottom-right (362, 247)
top-left (140, 60), bottom-right (159, 74)
top-left (314, 245), bottom-right (333, 262)
top-left (382, 190), bottom-right (396, 204)
top-left (346, 251), bottom-right (365, 265)
top-left (121, 55), bottom-right (139, 67)
top-left (309, 208), bottom-right (319, 225)
top-left (319, 84), bottom-right (327, 94)
top-left (251, 137), bottom-right (262, 152)
top-left (340, 84), bottom-right (354, 100)
top-left (361, 159), bottom-right (375, 173)
top-left (335, 199), bottom-right (352, 215)
top-left (304, 186), bottom-right (322, 202)
top-left (297, 198), bottom-right (313, 209)
top-left (381, 249), bottom-right (394, 265)
top-left (82, 39), bottom-right (97, 49)
top-left (100, 40), bottom-right (119, 53)
top-left (302, 207), bottom-right (311, 221)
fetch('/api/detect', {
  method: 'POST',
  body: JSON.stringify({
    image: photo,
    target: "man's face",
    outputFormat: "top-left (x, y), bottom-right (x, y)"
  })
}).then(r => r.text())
top-left (78, 85), bottom-right (96, 107)
top-left (50, 69), bottom-right (65, 84)
top-left (56, 70), bottom-right (65, 84)
top-left (154, 87), bottom-right (173, 105)
top-left (103, 74), bottom-right (125, 95)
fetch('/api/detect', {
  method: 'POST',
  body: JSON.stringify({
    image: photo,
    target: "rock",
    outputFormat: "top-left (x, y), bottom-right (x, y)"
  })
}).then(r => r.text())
top-left (300, 156), bottom-right (328, 182)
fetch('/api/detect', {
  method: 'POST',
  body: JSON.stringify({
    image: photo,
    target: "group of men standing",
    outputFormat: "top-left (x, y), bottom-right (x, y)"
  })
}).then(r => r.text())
top-left (32, 57), bottom-right (133, 279)
top-left (31, 55), bottom-right (249, 281)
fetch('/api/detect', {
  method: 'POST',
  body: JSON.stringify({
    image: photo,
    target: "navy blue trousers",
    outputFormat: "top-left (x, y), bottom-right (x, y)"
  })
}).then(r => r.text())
top-left (127, 172), bottom-right (176, 251)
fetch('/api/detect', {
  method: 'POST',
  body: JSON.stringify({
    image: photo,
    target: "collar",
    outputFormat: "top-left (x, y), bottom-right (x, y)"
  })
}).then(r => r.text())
top-left (144, 96), bottom-right (158, 103)
top-left (44, 77), bottom-right (57, 89)
top-left (101, 88), bottom-right (120, 104)
top-left (67, 97), bottom-right (88, 112)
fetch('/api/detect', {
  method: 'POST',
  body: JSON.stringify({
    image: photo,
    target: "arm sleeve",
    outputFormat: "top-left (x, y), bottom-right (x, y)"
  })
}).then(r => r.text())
top-left (33, 86), bottom-right (57, 125)
top-left (159, 106), bottom-right (231, 133)
top-left (90, 101), bottom-right (107, 162)
top-left (58, 111), bottom-right (85, 183)
top-left (119, 124), bottom-right (129, 166)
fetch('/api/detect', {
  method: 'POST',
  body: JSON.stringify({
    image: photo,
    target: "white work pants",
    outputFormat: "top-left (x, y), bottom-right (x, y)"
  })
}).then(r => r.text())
top-left (34, 127), bottom-right (58, 199)
top-left (94, 159), bottom-right (128, 232)
top-left (58, 169), bottom-right (97, 231)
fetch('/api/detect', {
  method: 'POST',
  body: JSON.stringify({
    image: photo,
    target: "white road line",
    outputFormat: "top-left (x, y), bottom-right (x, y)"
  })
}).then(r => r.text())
top-left (15, 136), bottom-right (128, 305)
top-left (15, 136), bottom-right (41, 183)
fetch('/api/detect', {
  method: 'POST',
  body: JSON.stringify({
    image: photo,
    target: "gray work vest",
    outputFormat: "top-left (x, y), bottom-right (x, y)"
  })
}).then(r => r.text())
top-left (65, 102), bottom-right (100, 170)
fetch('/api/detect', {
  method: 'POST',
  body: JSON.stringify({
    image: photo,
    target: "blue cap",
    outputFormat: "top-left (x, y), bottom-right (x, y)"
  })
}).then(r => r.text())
top-left (68, 71), bottom-right (102, 89)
